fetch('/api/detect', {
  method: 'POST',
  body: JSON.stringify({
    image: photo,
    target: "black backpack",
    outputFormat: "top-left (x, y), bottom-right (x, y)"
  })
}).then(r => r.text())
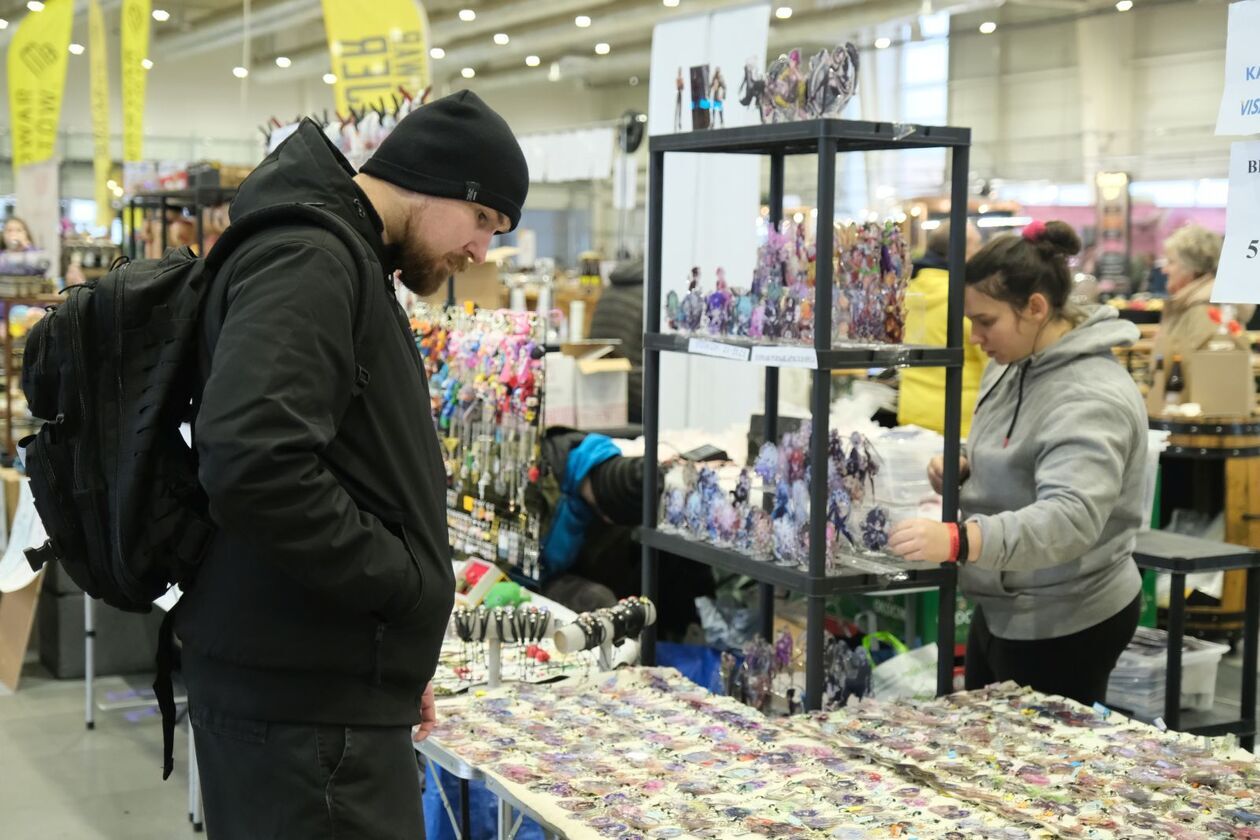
top-left (19, 203), bottom-right (379, 776)
top-left (21, 203), bottom-right (377, 608)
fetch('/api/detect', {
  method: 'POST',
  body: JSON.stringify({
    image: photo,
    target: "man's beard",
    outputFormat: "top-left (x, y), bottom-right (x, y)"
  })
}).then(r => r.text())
top-left (390, 240), bottom-right (471, 296)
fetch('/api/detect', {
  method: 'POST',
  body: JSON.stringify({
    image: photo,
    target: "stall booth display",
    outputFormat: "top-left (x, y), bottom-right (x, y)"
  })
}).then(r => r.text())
top-left (428, 668), bottom-right (1260, 840)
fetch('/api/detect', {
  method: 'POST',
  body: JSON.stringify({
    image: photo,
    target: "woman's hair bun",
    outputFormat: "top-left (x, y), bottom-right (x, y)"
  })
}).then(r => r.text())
top-left (1038, 220), bottom-right (1082, 258)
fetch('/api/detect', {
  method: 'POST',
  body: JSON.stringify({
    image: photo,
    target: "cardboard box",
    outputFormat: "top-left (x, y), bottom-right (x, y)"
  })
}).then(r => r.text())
top-left (1187, 348), bottom-right (1256, 418)
top-left (421, 261), bottom-right (504, 310)
top-left (545, 342), bottom-right (630, 430)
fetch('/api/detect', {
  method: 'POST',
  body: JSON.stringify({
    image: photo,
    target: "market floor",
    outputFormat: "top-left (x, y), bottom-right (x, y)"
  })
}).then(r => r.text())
top-left (1, 636), bottom-right (1258, 840)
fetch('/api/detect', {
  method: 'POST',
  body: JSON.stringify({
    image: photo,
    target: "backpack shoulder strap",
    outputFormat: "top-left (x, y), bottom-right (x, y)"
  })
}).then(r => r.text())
top-left (204, 202), bottom-right (381, 367)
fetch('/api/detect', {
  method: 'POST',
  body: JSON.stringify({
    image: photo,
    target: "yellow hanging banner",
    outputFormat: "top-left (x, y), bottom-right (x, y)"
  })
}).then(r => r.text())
top-left (6, 0), bottom-right (74, 171)
top-left (121, 0), bottom-right (151, 163)
top-left (90, 0), bottom-right (114, 227)
top-left (321, 0), bottom-right (430, 117)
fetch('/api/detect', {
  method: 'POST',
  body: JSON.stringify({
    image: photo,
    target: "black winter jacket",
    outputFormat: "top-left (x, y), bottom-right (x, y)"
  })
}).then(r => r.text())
top-left (174, 120), bottom-right (455, 725)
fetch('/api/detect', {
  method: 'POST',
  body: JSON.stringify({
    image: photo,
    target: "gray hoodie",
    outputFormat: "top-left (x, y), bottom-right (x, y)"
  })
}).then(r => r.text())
top-left (960, 306), bottom-right (1146, 640)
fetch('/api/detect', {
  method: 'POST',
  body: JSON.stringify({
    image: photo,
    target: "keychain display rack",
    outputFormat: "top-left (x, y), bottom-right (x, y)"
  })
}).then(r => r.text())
top-left (641, 118), bottom-right (972, 710)
top-left (413, 304), bottom-right (548, 584)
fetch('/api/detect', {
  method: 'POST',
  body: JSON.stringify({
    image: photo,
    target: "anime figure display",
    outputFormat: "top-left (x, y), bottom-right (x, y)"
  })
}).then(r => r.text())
top-left (745, 41), bottom-right (861, 124)
top-left (674, 67), bottom-right (684, 132)
top-left (708, 67), bottom-right (727, 128)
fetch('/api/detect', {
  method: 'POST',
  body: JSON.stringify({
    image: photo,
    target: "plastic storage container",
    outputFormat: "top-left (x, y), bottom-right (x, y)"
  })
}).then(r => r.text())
top-left (1105, 627), bottom-right (1229, 719)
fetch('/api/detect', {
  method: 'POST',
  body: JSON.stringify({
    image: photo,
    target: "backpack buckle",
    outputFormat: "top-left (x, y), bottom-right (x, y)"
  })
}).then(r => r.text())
top-left (24, 539), bottom-right (56, 573)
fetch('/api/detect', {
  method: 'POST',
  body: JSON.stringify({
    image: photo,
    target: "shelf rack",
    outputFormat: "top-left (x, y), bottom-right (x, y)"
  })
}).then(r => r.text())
top-left (640, 118), bottom-right (972, 711)
top-left (125, 187), bottom-right (239, 260)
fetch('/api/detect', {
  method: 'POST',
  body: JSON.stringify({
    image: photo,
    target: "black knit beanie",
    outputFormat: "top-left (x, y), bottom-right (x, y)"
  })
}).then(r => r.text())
top-left (360, 90), bottom-right (529, 231)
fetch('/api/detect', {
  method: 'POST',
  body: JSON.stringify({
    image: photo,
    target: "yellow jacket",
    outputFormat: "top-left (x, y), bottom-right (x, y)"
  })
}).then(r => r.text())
top-left (897, 265), bottom-right (988, 437)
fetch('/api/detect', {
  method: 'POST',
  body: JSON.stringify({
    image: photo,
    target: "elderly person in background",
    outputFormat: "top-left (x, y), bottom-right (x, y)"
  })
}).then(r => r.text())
top-left (1152, 224), bottom-right (1254, 370)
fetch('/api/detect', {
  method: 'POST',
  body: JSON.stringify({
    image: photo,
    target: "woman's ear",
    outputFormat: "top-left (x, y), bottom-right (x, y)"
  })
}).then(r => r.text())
top-left (1024, 292), bottom-right (1051, 324)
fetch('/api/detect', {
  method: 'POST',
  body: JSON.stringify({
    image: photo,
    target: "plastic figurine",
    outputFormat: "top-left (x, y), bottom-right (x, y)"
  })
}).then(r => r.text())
top-left (708, 67), bottom-right (726, 128)
top-left (806, 43), bottom-right (860, 118)
top-left (862, 507), bottom-right (890, 552)
top-left (738, 59), bottom-right (765, 120)
top-left (674, 67), bottom-right (685, 132)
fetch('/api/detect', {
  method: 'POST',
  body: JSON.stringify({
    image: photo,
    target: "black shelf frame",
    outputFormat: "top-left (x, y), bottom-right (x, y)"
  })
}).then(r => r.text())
top-left (643, 332), bottom-right (964, 369)
top-left (641, 117), bottom-right (971, 711)
top-left (125, 187), bottom-right (238, 260)
top-left (641, 529), bottom-right (959, 596)
top-left (1133, 530), bottom-right (1259, 752)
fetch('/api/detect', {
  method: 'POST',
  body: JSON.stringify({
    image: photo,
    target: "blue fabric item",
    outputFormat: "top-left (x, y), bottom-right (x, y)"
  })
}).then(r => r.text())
top-left (657, 641), bottom-right (728, 694)
top-left (423, 764), bottom-right (545, 840)
top-left (539, 434), bottom-right (621, 578)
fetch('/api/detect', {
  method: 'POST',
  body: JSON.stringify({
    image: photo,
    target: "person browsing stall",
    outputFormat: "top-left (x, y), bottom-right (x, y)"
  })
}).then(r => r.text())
top-left (888, 220), bottom-right (1146, 706)
top-left (178, 90), bottom-right (527, 839)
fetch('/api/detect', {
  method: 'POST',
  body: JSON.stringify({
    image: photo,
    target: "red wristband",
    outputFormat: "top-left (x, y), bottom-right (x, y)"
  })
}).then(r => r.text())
top-left (945, 522), bottom-right (960, 564)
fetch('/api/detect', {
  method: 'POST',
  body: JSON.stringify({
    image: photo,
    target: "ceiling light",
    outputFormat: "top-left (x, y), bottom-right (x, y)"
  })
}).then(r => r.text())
top-left (874, 37), bottom-right (891, 49)
top-left (274, 56), bottom-right (291, 68)
top-left (458, 8), bottom-right (476, 21)
top-left (774, 6), bottom-right (792, 19)
top-left (323, 72), bottom-right (337, 84)
top-left (1115, 0), bottom-right (1133, 9)
top-left (106, 179), bottom-right (117, 189)
top-left (461, 66), bottom-right (476, 79)
top-left (663, 0), bottom-right (679, 6)
top-left (594, 42), bottom-right (610, 55)
top-left (525, 54), bottom-right (541, 67)
top-left (430, 47), bottom-right (446, 59)
top-left (0, 18), bottom-right (9, 29)
top-left (232, 66), bottom-right (249, 78)
top-left (548, 62), bottom-right (561, 82)
top-left (68, 42), bottom-right (85, 55)
top-left (141, 58), bottom-right (153, 70)
top-left (493, 32), bottom-right (509, 45)
top-left (575, 14), bottom-right (591, 27)
top-left (27, 1), bottom-right (44, 11)
top-left (152, 8), bottom-right (169, 21)
top-left (979, 20), bottom-right (997, 34)
top-left (629, 75), bottom-right (640, 86)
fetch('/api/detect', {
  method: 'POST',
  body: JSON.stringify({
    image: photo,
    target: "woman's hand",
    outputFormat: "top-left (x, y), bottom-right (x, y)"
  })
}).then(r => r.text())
top-left (928, 456), bottom-right (970, 495)
top-left (888, 518), bottom-right (955, 563)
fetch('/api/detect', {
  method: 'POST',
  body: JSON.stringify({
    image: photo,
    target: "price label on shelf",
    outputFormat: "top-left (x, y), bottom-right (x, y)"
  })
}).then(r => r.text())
top-left (1212, 140), bottom-right (1260, 305)
top-left (687, 338), bottom-right (751, 362)
top-left (749, 346), bottom-right (819, 369)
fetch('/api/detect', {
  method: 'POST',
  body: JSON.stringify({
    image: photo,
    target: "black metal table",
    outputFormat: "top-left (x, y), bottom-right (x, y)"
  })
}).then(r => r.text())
top-left (1132, 530), bottom-right (1260, 751)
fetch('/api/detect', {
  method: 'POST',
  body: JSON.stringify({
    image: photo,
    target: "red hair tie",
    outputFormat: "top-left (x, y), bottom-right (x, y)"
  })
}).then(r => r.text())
top-left (1022, 220), bottom-right (1047, 242)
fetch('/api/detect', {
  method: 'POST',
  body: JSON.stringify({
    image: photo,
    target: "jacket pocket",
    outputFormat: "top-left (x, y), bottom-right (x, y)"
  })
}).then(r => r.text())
top-left (394, 523), bottom-right (426, 619)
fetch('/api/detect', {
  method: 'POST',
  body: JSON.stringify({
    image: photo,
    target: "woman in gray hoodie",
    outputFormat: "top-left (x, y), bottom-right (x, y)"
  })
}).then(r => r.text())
top-left (889, 220), bottom-right (1146, 706)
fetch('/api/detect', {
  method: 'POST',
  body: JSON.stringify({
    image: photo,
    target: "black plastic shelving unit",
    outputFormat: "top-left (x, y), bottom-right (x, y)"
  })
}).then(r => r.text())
top-left (640, 118), bottom-right (971, 711)
top-left (126, 187), bottom-right (238, 260)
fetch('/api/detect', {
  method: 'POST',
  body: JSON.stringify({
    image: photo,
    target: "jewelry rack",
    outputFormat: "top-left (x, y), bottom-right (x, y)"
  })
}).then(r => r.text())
top-left (641, 118), bottom-right (972, 710)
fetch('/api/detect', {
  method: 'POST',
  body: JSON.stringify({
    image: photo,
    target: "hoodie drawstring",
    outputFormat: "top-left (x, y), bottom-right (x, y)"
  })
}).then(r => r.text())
top-left (973, 360), bottom-right (1031, 449)
top-left (1003, 361), bottom-right (1031, 448)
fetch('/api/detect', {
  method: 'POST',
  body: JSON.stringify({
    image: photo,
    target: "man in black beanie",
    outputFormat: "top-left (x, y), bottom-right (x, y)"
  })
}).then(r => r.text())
top-left (178, 90), bottom-right (527, 839)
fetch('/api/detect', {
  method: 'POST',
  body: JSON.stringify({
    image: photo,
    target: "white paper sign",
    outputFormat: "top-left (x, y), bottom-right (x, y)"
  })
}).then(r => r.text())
top-left (1211, 141), bottom-right (1260, 304)
top-left (688, 338), bottom-right (751, 361)
top-left (1215, 0), bottom-right (1260, 136)
top-left (749, 346), bottom-right (818, 368)
top-left (0, 481), bottom-right (47, 593)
